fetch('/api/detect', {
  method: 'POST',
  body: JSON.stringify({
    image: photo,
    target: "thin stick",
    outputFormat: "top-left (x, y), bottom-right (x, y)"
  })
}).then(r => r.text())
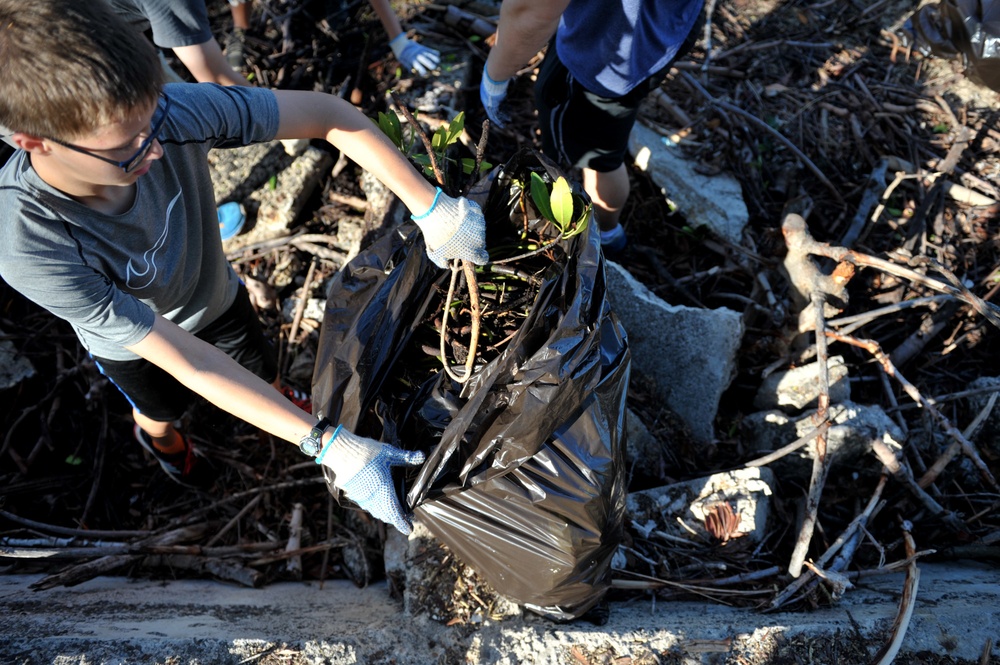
top-left (870, 439), bottom-right (965, 532)
top-left (282, 255), bottom-right (318, 378)
top-left (918, 392), bottom-right (998, 490)
top-left (770, 475), bottom-right (887, 609)
top-left (205, 494), bottom-right (262, 548)
top-left (788, 296), bottom-right (832, 578)
top-left (681, 72), bottom-right (843, 205)
top-left (285, 502), bottom-right (304, 578)
top-left (744, 422), bottom-right (830, 468)
top-left (389, 92), bottom-right (443, 185)
top-left (827, 331), bottom-right (998, 491)
top-left (870, 525), bottom-right (921, 665)
top-left (0, 509), bottom-right (149, 539)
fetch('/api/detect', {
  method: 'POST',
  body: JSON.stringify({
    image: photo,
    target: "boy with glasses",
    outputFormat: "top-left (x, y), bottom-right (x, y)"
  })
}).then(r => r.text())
top-left (0, 0), bottom-right (487, 535)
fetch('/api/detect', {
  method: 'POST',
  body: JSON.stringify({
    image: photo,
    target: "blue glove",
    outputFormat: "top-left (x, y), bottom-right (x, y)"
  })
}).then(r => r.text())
top-left (316, 426), bottom-right (426, 535)
top-left (411, 188), bottom-right (489, 269)
top-left (389, 34), bottom-right (440, 77)
top-left (480, 69), bottom-right (510, 128)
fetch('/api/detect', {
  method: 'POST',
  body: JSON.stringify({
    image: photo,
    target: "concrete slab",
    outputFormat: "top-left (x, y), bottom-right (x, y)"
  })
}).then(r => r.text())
top-left (2, 561), bottom-right (998, 664)
top-left (605, 261), bottom-right (743, 443)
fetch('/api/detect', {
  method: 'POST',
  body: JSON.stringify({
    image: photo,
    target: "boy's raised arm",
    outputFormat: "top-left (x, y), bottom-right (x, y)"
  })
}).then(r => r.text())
top-left (271, 89), bottom-right (488, 268)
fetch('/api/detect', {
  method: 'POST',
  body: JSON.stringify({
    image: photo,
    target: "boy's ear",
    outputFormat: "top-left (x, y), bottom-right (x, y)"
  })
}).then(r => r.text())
top-left (10, 132), bottom-right (52, 154)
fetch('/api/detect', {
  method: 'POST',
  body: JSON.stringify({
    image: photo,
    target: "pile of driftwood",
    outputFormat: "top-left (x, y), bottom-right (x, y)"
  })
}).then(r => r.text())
top-left (1, 2), bottom-right (999, 644)
top-left (594, 0), bottom-right (1000, 655)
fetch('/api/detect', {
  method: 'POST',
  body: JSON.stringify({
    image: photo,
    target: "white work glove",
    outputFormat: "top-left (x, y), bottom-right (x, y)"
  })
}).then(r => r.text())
top-left (389, 33), bottom-right (440, 76)
top-left (316, 426), bottom-right (426, 535)
top-left (479, 69), bottom-right (510, 128)
top-left (411, 188), bottom-right (489, 269)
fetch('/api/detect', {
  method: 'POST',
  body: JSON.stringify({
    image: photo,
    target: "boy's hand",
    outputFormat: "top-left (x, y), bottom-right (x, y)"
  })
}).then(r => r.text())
top-left (389, 34), bottom-right (440, 77)
top-left (316, 427), bottom-right (425, 535)
top-left (479, 70), bottom-right (510, 128)
top-left (412, 189), bottom-right (489, 269)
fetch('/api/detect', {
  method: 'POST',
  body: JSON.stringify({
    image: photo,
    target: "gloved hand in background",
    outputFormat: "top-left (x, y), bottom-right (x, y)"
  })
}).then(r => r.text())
top-left (389, 33), bottom-right (440, 77)
top-left (316, 426), bottom-right (426, 535)
top-left (479, 69), bottom-right (510, 128)
top-left (412, 188), bottom-right (490, 269)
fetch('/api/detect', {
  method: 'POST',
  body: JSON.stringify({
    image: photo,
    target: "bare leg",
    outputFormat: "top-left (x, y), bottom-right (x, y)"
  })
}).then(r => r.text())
top-left (583, 164), bottom-right (630, 232)
top-left (230, 1), bottom-right (250, 30)
top-left (133, 409), bottom-right (185, 454)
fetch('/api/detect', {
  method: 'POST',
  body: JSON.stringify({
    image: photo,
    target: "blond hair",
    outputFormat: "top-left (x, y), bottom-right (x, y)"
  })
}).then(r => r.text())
top-left (0, 0), bottom-right (164, 139)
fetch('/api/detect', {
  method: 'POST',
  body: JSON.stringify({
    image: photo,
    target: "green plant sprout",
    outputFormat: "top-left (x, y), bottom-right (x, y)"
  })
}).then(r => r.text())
top-left (529, 172), bottom-right (590, 239)
top-left (375, 109), bottom-right (492, 184)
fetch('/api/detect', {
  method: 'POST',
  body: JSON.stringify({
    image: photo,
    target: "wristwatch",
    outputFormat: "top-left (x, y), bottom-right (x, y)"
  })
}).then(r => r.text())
top-left (298, 417), bottom-right (331, 457)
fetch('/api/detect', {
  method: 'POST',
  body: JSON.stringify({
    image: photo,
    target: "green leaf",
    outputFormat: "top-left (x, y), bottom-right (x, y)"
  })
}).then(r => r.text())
top-left (529, 172), bottom-right (555, 223)
top-left (563, 204), bottom-right (591, 239)
top-left (377, 111), bottom-right (403, 148)
top-left (460, 157), bottom-right (493, 175)
top-left (932, 123), bottom-right (949, 134)
top-left (550, 177), bottom-right (575, 229)
top-left (431, 127), bottom-right (447, 152)
top-left (268, 175), bottom-right (277, 190)
top-left (65, 454), bottom-right (83, 466)
top-left (447, 112), bottom-right (465, 146)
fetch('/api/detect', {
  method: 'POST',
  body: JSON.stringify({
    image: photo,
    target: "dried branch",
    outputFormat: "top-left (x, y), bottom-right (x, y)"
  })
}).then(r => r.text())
top-left (828, 331), bottom-right (998, 492)
top-left (681, 72), bottom-right (844, 205)
top-left (870, 524), bottom-right (921, 665)
top-left (744, 422), bottom-right (830, 468)
top-left (389, 92), bottom-right (443, 186)
top-left (284, 502), bottom-right (305, 578)
top-left (770, 474), bottom-right (888, 610)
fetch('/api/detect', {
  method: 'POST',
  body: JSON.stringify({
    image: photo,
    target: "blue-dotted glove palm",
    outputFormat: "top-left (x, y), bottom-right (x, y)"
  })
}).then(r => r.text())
top-left (389, 34), bottom-right (440, 77)
top-left (316, 427), bottom-right (425, 535)
top-left (412, 188), bottom-right (489, 269)
top-left (480, 70), bottom-right (510, 128)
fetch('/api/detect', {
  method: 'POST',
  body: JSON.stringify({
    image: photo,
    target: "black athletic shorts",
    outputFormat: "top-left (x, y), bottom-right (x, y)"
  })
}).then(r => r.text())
top-left (534, 18), bottom-right (702, 173)
top-left (94, 282), bottom-right (277, 422)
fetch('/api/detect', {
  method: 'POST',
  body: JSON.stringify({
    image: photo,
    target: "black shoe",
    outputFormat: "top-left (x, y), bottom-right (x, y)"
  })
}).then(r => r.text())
top-left (134, 425), bottom-right (216, 489)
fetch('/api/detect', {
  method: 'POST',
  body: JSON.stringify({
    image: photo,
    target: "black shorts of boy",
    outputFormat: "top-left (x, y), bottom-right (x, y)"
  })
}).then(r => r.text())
top-left (94, 282), bottom-right (277, 423)
top-left (533, 20), bottom-right (702, 173)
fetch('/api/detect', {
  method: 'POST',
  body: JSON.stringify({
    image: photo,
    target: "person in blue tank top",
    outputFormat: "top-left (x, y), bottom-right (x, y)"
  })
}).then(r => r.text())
top-left (480, 0), bottom-right (704, 257)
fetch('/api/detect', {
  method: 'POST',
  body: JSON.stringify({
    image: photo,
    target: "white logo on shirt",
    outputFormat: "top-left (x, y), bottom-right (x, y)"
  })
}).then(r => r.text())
top-left (126, 192), bottom-right (181, 290)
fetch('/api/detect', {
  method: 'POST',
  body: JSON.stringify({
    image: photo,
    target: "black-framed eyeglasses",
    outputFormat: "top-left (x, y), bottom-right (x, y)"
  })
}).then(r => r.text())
top-left (47, 94), bottom-right (170, 173)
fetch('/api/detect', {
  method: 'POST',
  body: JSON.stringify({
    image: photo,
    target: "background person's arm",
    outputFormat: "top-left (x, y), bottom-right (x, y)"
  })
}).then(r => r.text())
top-left (367, 0), bottom-right (404, 41)
top-left (173, 40), bottom-right (251, 86)
top-left (485, 0), bottom-right (569, 81)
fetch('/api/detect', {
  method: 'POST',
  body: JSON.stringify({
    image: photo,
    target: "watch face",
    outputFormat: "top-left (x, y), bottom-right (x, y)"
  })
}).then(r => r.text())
top-left (300, 437), bottom-right (322, 456)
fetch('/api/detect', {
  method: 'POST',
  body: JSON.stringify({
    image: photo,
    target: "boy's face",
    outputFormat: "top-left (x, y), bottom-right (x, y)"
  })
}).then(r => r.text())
top-left (40, 95), bottom-right (166, 186)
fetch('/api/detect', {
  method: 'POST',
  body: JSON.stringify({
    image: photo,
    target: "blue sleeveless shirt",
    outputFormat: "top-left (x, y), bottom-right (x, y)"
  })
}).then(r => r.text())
top-left (555, 0), bottom-right (705, 98)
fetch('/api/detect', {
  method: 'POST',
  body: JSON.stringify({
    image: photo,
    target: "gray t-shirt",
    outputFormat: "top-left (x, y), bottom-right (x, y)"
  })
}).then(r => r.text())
top-left (0, 83), bottom-right (280, 361)
top-left (109, 0), bottom-right (213, 49)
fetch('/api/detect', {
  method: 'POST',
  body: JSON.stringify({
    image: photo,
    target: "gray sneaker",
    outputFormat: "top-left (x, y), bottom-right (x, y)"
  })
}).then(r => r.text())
top-left (225, 28), bottom-right (246, 69)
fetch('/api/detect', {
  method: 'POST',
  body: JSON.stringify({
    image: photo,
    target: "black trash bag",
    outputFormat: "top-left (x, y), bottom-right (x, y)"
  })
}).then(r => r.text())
top-left (910, 0), bottom-right (1000, 91)
top-left (312, 148), bottom-right (629, 621)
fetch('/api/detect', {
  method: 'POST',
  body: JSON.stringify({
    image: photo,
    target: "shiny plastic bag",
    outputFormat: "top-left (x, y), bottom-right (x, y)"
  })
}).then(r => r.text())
top-left (312, 149), bottom-right (629, 620)
top-left (911, 0), bottom-right (1000, 90)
